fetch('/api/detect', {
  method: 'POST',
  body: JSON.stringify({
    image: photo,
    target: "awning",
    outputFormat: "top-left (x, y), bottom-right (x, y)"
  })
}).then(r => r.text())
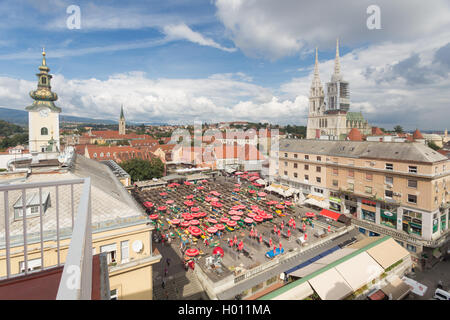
top-left (256, 178), bottom-right (266, 185)
top-left (307, 268), bottom-right (353, 300)
top-left (271, 282), bottom-right (314, 300)
top-left (304, 198), bottom-right (329, 209)
top-left (319, 209), bottom-right (341, 221)
top-left (307, 194), bottom-right (325, 202)
top-left (334, 252), bottom-right (384, 291)
top-left (366, 238), bottom-right (410, 269)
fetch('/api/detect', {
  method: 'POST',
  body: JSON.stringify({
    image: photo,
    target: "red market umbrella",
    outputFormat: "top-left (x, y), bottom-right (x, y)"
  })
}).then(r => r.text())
top-left (191, 212), bottom-right (201, 218)
top-left (220, 217), bottom-right (230, 223)
top-left (251, 205), bottom-right (259, 211)
top-left (237, 204), bottom-right (246, 210)
top-left (266, 214), bottom-right (273, 220)
top-left (267, 201), bottom-right (278, 205)
top-left (258, 192), bottom-right (267, 197)
top-left (165, 200), bottom-right (174, 204)
top-left (247, 212), bottom-right (256, 218)
top-left (304, 233), bottom-right (308, 241)
top-left (159, 192), bottom-right (168, 196)
top-left (201, 179), bottom-right (208, 183)
top-left (234, 184), bottom-right (241, 187)
top-left (184, 200), bottom-right (194, 206)
top-left (197, 186), bottom-right (205, 190)
top-left (188, 226), bottom-right (202, 237)
top-left (215, 224), bottom-right (225, 231)
top-left (305, 212), bottom-right (315, 218)
top-left (185, 248), bottom-right (200, 257)
top-left (302, 223), bottom-right (306, 231)
top-left (186, 195), bottom-right (194, 199)
top-left (227, 220), bottom-right (237, 227)
top-left (231, 215), bottom-right (241, 221)
top-left (231, 205), bottom-right (240, 211)
top-left (208, 218), bottom-right (217, 224)
top-left (184, 181), bottom-right (192, 186)
top-left (181, 221), bottom-right (190, 228)
top-left (198, 212), bottom-right (207, 218)
top-left (143, 201), bottom-right (154, 208)
top-left (244, 218), bottom-right (254, 224)
top-left (253, 216), bottom-right (263, 223)
top-left (285, 201), bottom-right (293, 206)
top-left (248, 190), bottom-right (256, 194)
top-left (276, 204), bottom-right (285, 209)
top-left (211, 197), bottom-right (220, 202)
top-left (158, 206), bottom-right (167, 211)
top-left (233, 188), bottom-right (240, 192)
top-left (171, 218), bottom-right (180, 225)
top-left (205, 196), bottom-right (212, 202)
top-left (149, 214), bottom-right (158, 220)
top-left (328, 225), bottom-right (331, 232)
top-left (183, 213), bottom-right (194, 220)
top-left (191, 207), bottom-right (200, 212)
top-left (234, 172), bottom-right (243, 175)
top-left (212, 246), bottom-right (224, 257)
top-left (207, 227), bottom-right (218, 234)
top-left (212, 202), bottom-right (222, 208)
top-left (190, 219), bottom-right (200, 225)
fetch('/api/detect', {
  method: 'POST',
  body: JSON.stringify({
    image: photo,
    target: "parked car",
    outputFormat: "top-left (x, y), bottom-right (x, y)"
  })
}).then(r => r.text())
top-left (433, 288), bottom-right (450, 300)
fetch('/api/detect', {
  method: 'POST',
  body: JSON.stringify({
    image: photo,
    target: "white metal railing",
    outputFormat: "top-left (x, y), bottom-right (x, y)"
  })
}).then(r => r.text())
top-left (0, 177), bottom-right (92, 299)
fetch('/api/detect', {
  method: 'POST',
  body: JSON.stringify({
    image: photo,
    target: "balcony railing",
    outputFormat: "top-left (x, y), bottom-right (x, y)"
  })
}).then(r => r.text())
top-left (0, 178), bottom-right (92, 299)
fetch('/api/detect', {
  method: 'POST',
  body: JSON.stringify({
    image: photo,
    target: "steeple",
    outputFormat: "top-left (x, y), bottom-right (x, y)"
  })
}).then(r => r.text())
top-left (26, 48), bottom-right (61, 113)
top-left (332, 38), bottom-right (342, 81)
top-left (119, 105), bottom-right (126, 135)
top-left (309, 48), bottom-right (325, 117)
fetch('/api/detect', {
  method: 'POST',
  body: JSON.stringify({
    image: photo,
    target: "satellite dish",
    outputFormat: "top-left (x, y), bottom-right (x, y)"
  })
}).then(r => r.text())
top-left (132, 240), bottom-right (143, 253)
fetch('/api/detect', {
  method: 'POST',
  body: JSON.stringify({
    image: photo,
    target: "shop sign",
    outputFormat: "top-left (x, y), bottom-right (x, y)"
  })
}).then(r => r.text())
top-left (362, 199), bottom-right (376, 206)
top-left (329, 197), bottom-right (341, 203)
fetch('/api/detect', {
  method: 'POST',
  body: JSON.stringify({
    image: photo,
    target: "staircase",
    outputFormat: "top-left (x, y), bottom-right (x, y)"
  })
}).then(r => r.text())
top-left (153, 270), bottom-right (207, 300)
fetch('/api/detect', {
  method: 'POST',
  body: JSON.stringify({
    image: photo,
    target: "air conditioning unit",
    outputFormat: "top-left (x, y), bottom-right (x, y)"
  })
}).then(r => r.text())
top-left (386, 184), bottom-right (392, 189)
top-left (393, 192), bottom-right (401, 197)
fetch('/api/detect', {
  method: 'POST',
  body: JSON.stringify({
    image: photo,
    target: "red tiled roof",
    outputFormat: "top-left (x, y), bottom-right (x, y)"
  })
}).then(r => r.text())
top-left (371, 127), bottom-right (384, 135)
top-left (413, 129), bottom-right (424, 140)
top-left (85, 145), bottom-right (155, 162)
top-left (347, 128), bottom-right (364, 141)
top-left (130, 139), bottom-right (159, 148)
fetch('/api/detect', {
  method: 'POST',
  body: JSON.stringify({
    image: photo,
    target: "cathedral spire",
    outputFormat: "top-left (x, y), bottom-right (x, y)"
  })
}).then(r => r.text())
top-left (311, 47), bottom-right (322, 89)
top-left (120, 104), bottom-right (125, 120)
top-left (332, 38), bottom-right (342, 81)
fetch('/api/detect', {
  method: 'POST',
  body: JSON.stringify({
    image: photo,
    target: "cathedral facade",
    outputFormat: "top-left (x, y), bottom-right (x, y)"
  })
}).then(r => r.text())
top-left (306, 40), bottom-right (371, 140)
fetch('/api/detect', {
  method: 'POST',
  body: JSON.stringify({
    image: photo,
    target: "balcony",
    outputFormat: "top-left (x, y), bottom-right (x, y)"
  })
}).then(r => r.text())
top-left (0, 178), bottom-right (108, 299)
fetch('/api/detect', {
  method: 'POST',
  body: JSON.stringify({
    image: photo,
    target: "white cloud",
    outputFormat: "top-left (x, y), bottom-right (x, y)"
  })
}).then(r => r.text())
top-left (214, 0), bottom-right (450, 59)
top-left (163, 23), bottom-right (236, 52)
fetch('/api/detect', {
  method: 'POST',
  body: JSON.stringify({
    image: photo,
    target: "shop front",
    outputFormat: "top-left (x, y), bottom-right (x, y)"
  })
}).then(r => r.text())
top-left (329, 196), bottom-right (342, 212)
top-left (441, 213), bottom-right (447, 231)
top-left (402, 209), bottom-right (422, 236)
top-left (361, 199), bottom-right (377, 223)
top-left (380, 209), bottom-right (397, 229)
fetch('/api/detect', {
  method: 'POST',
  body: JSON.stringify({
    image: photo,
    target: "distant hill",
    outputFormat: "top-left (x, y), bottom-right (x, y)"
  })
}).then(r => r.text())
top-left (0, 107), bottom-right (133, 126)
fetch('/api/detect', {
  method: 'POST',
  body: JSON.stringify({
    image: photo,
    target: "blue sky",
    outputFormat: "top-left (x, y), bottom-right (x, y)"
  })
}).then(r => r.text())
top-left (0, 0), bottom-right (449, 130)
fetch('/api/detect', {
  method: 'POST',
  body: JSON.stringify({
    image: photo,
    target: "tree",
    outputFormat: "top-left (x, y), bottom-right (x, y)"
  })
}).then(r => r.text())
top-left (393, 125), bottom-right (404, 133)
top-left (119, 158), bottom-right (164, 182)
top-left (427, 141), bottom-right (440, 151)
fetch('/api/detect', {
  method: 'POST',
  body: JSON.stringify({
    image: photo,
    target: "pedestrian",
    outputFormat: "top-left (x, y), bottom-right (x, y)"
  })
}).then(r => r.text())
top-left (164, 266), bottom-right (168, 276)
top-left (166, 258), bottom-right (171, 267)
top-left (162, 278), bottom-right (166, 289)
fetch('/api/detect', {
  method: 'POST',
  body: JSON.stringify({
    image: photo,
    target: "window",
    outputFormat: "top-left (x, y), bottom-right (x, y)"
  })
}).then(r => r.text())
top-left (348, 183), bottom-right (354, 191)
top-left (316, 177), bottom-right (321, 183)
top-left (304, 175), bottom-right (309, 182)
top-left (317, 156), bottom-right (321, 162)
top-left (294, 172), bottom-right (298, 178)
top-left (332, 180), bottom-right (338, 187)
top-left (305, 155), bottom-right (309, 160)
top-left (332, 168), bottom-right (338, 175)
top-left (406, 244), bottom-right (416, 253)
top-left (41, 77), bottom-right (47, 85)
top-left (314, 188), bottom-right (324, 194)
top-left (385, 176), bottom-right (393, 185)
top-left (409, 166), bottom-right (417, 173)
top-left (294, 154), bottom-right (298, 159)
top-left (110, 288), bottom-right (119, 300)
top-left (121, 241), bottom-right (129, 263)
top-left (385, 190), bottom-right (393, 198)
top-left (366, 173), bottom-right (373, 181)
top-left (348, 170), bottom-right (354, 178)
top-left (107, 152), bottom-right (111, 157)
top-left (284, 171), bottom-right (288, 176)
top-left (284, 153), bottom-right (288, 157)
top-left (316, 166), bottom-right (321, 173)
top-left (284, 161), bottom-right (288, 166)
top-left (304, 164), bottom-right (309, 170)
top-left (407, 194), bottom-right (417, 204)
top-left (408, 180), bottom-right (417, 188)
top-left (100, 153), bottom-right (104, 157)
top-left (385, 163), bottom-right (393, 170)
top-left (93, 153), bottom-right (97, 158)
top-left (30, 206), bottom-right (39, 214)
top-left (41, 127), bottom-right (48, 135)
top-left (294, 163), bottom-right (298, 169)
top-left (101, 243), bottom-right (117, 265)
top-left (365, 186), bottom-right (372, 194)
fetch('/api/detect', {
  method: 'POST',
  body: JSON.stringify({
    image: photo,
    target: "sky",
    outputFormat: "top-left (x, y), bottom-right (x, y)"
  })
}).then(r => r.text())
top-left (0, 0), bottom-right (449, 130)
